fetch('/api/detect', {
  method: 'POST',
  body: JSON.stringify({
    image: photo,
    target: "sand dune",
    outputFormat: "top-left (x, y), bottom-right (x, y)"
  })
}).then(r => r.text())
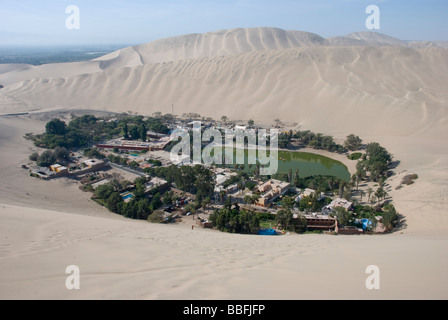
top-left (2, 46), bottom-right (447, 138)
top-left (0, 202), bottom-right (447, 300)
top-left (0, 28), bottom-right (325, 87)
top-left (1, 28), bottom-right (444, 88)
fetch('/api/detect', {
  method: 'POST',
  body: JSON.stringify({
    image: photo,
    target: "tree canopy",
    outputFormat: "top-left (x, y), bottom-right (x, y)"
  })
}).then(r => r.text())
top-left (45, 119), bottom-right (67, 136)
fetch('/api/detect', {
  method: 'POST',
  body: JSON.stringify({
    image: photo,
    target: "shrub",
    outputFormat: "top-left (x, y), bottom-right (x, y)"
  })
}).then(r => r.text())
top-left (29, 153), bottom-right (39, 162)
top-left (37, 150), bottom-right (56, 167)
top-left (348, 153), bottom-right (363, 161)
top-left (402, 174), bottom-right (418, 185)
top-left (54, 147), bottom-right (69, 162)
top-left (344, 134), bottom-right (363, 151)
top-left (45, 118), bottom-right (67, 135)
top-left (148, 211), bottom-right (166, 224)
top-left (381, 204), bottom-right (398, 232)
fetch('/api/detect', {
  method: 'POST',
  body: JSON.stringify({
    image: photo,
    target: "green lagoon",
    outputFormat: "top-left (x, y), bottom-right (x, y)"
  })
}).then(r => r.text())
top-left (220, 148), bottom-right (350, 181)
top-left (275, 151), bottom-right (350, 181)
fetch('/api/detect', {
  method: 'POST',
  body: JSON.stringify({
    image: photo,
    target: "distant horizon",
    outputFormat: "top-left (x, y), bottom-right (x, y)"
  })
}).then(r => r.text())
top-left (1, 28), bottom-right (447, 50)
top-left (1, 1), bottom-right (446, 46)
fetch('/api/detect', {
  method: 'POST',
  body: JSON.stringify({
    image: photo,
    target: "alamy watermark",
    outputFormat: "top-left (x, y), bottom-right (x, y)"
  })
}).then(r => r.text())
top-left (65, 265), bottom-right (80, 290)
top-left (366, 5), bottom-right (380, 30)
top-left (66, 5), bottom-right (80, 30)
top-left (365, 265), bottom-right (380, 290)
top-left (170, 122), bottom-right (279, 176)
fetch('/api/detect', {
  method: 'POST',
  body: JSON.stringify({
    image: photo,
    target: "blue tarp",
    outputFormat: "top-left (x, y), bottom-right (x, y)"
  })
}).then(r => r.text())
top-left (258, 229), bottom-right (278, 236)
top-left (361, 219), bottom-right (373, 231)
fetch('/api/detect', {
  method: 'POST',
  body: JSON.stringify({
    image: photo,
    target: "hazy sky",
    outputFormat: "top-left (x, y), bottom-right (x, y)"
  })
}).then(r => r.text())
top-left (1, 0), bottom-right (447, 46)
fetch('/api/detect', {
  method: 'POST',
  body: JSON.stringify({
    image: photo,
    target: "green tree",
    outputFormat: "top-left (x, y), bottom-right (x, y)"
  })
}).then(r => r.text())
top-left (139, 124), bottom-right (147, 142)
top-left (148, 210), bottom-right (165, 224)
top-left (95, 184), bottom-right (115, 200)
top-left (106, 192), bottom-right (123, 213)
top-left (133, 183), bottom-right (146, 201)
top-left (184, 203), bottom-right (197, 219)
top-left (291, 214), bottom-right (307, 233)
top-left (381, 204), bottom-right (398, 232)
top-left (130, 126), bottom-right (140, 141)
top-left (202, 197), bottom-right (211, 213)
top-left (37, 150), bottom-right (56, 167)
top-left (251, 194), bottom-right (260, 205)
top-left (331, 207), bottom-right (353, 227)
top-left (219, 190), bottom-right (227, 204)
top-left (276, 208), bottom-right (294, 230)
top-left (54, 147), bottom-right (69, 162)
top-left (123, 123), bottom-right (129, 139)
top-left (367, 188), bottom-right (373, 203)
top-left (344, 134), bottom-right (363, 151)
top-left (221, 116), bottom-right (228, 124)
top-left (46, 119), bottom-right (67, 135)
top-left (150, 193), bottom-right (162, 211)
top-left (281, 196), bottom-right (295, 210)
top-left (29, 152), bottom-right (39, 162)
top-left (129, 161), bottom-right (139, 169)
top-left (244, 195), bottom-right (253, 205)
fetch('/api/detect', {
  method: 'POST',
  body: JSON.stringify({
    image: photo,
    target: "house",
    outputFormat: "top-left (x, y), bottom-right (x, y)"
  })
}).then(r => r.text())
top-left (295, 188), bottom-right (325, 202)
top-left (146, 131), bottom-right (167, 140)
top-left (144, 177), bottom-right (169, 194)
top-left (30, 167), bottom-right (57, 180)
top-left (256, 179), bottom-right (290, 207)
top-left (215, 174), bottom-right (227, 186)
top-left (96, 139), bottom-right (153, 152)
top-left (337, 226), bottom-right (364, 235)
top-left (213, 169), bottom-right (237, 187)
top-left (235, 125), bottom-right (248, 131)
top-left (322, 198), bottom-right (354, 215)
top-left (226, 184), bottom-right (239, 194)
top-left (258, 179), bottom-right (290, 194)
top-left (50, 164), bottom-right (69, 176)
top-left (83, 159), bottom-right (106, 169)
top-left (302, 214), bottom-right (336, 232)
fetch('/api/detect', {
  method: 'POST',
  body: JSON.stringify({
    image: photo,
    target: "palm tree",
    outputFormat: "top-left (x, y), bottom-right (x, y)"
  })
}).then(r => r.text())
top-left (219, 190), bottom-right (226, 204)
top-left (375, 187), bottom-right (387, 203)
top-left (328, 177), bottom-right (335, 191)
top-left (202, 197), bottom-right (211, 213)
top-left (237, 182), bottom-right (244, 195)
top-left (360, 190), bottom-right (366, 203)
top-left (338, 181), bottom-right (346, 198)
top-left (367, 188), bottom-right (373, 203)
top-left (251, 194), bottom-right (260, 205)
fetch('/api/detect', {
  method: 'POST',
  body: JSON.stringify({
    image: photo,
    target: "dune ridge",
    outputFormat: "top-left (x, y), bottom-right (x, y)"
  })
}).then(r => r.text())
top-left (1, 46), bottom-right (447, 138)
top-left (1, 27), bottom-right (446, 87)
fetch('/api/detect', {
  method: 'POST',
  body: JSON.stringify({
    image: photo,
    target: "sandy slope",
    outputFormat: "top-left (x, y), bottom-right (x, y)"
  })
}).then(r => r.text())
top-left (0, 203), bottom-right (447, 300)
top-left (2, 46), bottom-right (447, 136)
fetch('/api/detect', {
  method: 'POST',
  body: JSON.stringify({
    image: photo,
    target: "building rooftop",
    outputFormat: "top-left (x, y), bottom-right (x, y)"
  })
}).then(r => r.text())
top-left (83, 159), bottom-right (104, 167)
top-left (259, 179), bottom-right (290, 190)
top-left (328, 198), bottom-right (354, 210)
top-left (145, 177), bottom-right (169, 192)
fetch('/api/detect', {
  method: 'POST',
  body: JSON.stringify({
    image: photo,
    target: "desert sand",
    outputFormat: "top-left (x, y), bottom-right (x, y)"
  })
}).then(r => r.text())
top-left (0, 28), bottom-right (447, 300)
